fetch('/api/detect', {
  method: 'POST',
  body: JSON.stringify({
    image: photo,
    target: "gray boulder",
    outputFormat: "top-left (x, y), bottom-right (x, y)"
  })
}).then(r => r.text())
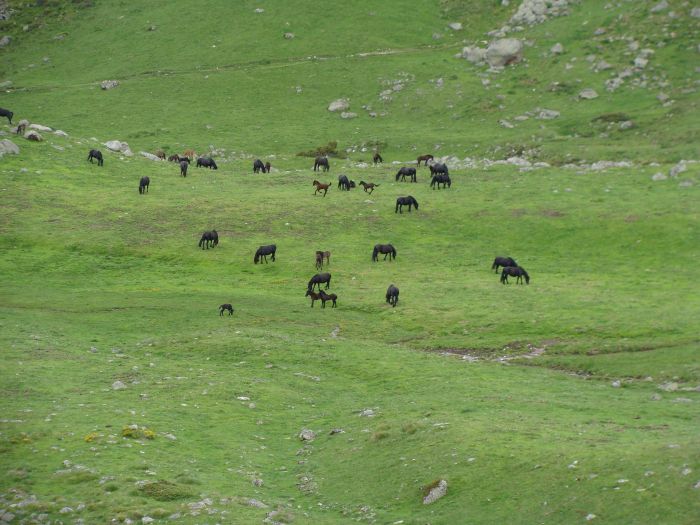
top-left (650, 1), bottom-right (668, 13)
top-left (100, 80), bottom-right (119, 90)
top-left (460, 45), bottom-right (487, 64)
top-left (340, 112), bottom-right (357, 119)
top-left (486, 38), bottom-right (523, 67)
top-left (550, 42), bottom-right (564, 54)
top-left (299, 429), bottom-right (316, 441)
top-left (0, 35), bottom-right (11, 48)
top-left (423, 479), bottom-right (448, 505)
top-left (536, 108), bottom-right (560, 119)
top-left (104, 140), bottom-right (133, 156)
top-left (24, 130), bottom-right (42, 141)
top-left (692, 7), bottom-right (700, 18)
top-left (29, 123), bottom-right (52, 132)
top-left (328, 98), bottom-right (350, 112)
top-left (139, 151), bottom-right (162, 161)
top-left (579, 88), bottom-right (599, 100)
top-left (448, 22), bottom-right (463, 31)
top-left (0, 139), bottom-right (20, 156)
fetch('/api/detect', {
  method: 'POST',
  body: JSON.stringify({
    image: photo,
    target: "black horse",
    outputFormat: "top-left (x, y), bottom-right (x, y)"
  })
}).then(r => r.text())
top-left (319, 290), bottom-right (338, 308)
top-left (198, 230), bottom-right (219, 249)
top-left (429, 163), bottom-right (449, 176)
top-left (500, 266), bottom-right (530, 285)
top-left (139, 176), bottom-right (150, 194)
top-left (313, 156), bottom-right (330, 172)
top-left (196, 157), bottom-right (218, 169)
top-left (254, 244), bottom-right (277, 264)
top-left (395, 167), bottom-right (417, 182)
top-left (395, 196), bottom-right (418, 213)
top-left (219, 304), bottom-right (234, 316)
top-left (253, 159), bottom-right (267, 173)
top-left (180, 160), bottom-right (189, 177)
top-left (430, 173), bottom-right (451, 189)
top-left (308, 272), bottom-right (331, 291)
top-left (492, 256), bottom-right (518, 273)
top-left (87, 149), bottom-right (104, 166)
top-left (0, 108), bottom-right (13, 124)
top-left (338, 175), bottom-right (355, 191)
top-left (373, 152), bottom-right (383, 165)
top-left (372, 244), bottom-right (396, 262)
top-left (386, 284), bottom-right (399, 307)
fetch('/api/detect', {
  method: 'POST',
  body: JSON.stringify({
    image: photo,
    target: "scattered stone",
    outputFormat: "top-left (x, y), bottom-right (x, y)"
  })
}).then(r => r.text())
top-left (682, 468), bottom-right (693, 476)
top-left (550, 42), bottom-right (564, 54)
top-left (593, 27), bottom-right (606, 36)
top-left (330, 326), bottom-right (340, 338)
top-left (252, 478), bottom-right (264, 487)
top-left (340, 111), bottom-right (357, 119)
top-left (245, 498), bottom-right (268, 509)
top-left (359, 408), bottom-right (375, 417)
top-left (24, 130), bottom-right (42, 141)
top-left (692, 7), bottom-right (700, 18)
top-left (100, 80), bottom-right (119, 90)
top-left (284, 32), bottom-right (295, 39)
top-left (586, 514), bottom-right (597, 521)
top-left (499, 119), bottom-right (515, 128)
top-left (54, 130), bottom-right (68, 137)
top-left (651, 172), bottom-right (667, 181)
top-left (0, 139), bottom-right (19, 156)
top-left (536, 108), bottom-right (560, 119)
top-left (679, 180), bottom-right (694, 188)
top-left (29, 124), bottom-right (52, 132)
top-left (669, 161), bottom-right (687, 178)
top-left (611, 380), bottom-right (621, 388)
top-left (142, 518), bottom-right (154, 524)
top-left (59, 507), bottom-right (73, 514)
top-left (139, 151), bottom-right (162, 161)
top-left (486, 38), bottom-right (524, 67)
top-left (254, 8), bottom-right (264, 13)
top-left (0, 35), bottom-right (11, 48)
top-left (673, 397), bottom-right (692, 403)
top-left (163, 433), bottom-right (177, 440)
top-left (460, 46), bottom-right (487, 64)
top-left (299, 429), bottom-right (316, 441)
top-left (423, 479), bottom-right (448, 504)
top-left (328, 98), bottom-right (350, 112)
top-left (634, 57), bottom-right (648, 69)
top-left (595, 60), bottom-right (612, 71)
top-left (619, 121), bottom-right (634, 130)
top-left (579, 88), bottom-right (599, 100)
top-left (650, 1), bottom-right (668, 13)
top-left (104, 140), bottom-right (133, 156)
top-left (329, 428), bottom-right (345, 435)
top-left (448, 22), bottom-right (463, 31)
top-left (112, 380), bottom-right (127, 390)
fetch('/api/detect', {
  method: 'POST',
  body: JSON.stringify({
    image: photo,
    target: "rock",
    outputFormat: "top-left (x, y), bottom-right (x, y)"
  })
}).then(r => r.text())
top-left (0, 139), bottom-right (19, 156)
top-left (163, 433), bottom-right (177, 440)
top-left (595, 60), bottom-right (612, 71)
top-left (460, 46), bottom-right (487, 64)
top-left (24, 130), bottom-right (42, 141)
top-left (634, 57), bottom-right (648, 69)
top-left (147, 25), bottom-right (157, 31)
top-left (579, 88), bottom-right (599, 99)
top-left (284, 32), bottom-right (295, 39)
top-left (651, 172), bottom-right (667, 181)
top-left (1, 512), bottom-right (16, 522)
top-left (679, 180), bottom-right (694, 188)
top-left (657, 92), bottom-right (670, 103)
top-left (550, 42), bottom-right (564, 54)
top-left (299, 429), bottom-right (316, 441)
top-left (619, 120), bottom-right (634, 130)
top-left (669, 161), bottom-right (686, 178)
top-left (359, 408), bottom-right (375, 417)
top-left (328, 98), bottom-right (350, 112)
top-left (54, 130), bottom-right (68, 137)
top-left (586, 514), bottom-right (597, 521)
top-left (536, 108), bottom-right (560, 119)
top-left (329, 428), bottom-right (345, 435)
top-left (59, 507), bottom-right (73, 514)
top-left (100, 80), bottom-right (119, 90)
top-left (104, 140), bottom-right (133, 156)
top-left (340, 111), bottom-right (357, 119)
top-left (692, 7), bottom-right (700, 18)
top-left (448, 22), bottom-right (463, 31)
top-left (139, 151), bottom-right (162, 161)
top-left (423, 479), bottom-right (448, 504)
top-left (29, 123), bottom-right (52, 132)
top-left (0, 35), bottom-right (11, 48)
top-left (611, 380), bottom-right (621, 388)
top-left (659, 381), bottom-right (679, 391)
top-left (254, 8), bottom-right (264, 13)
top-left (593, 27), bottom-right (606, 35)
top-left (112, 380), bottom-right (127, 390)
top-left (142, 518), bottom-right (154, 524)
top-left (650, 0), bottom-right (668, 13)
top-left (650, 393), bottom-right (663, 400)
top-left (246, 498), bottom-right (268, 509)
top-left (486, 38), bottom-right (524, 67)
top-left (499, 119), bottom-right (515, 128)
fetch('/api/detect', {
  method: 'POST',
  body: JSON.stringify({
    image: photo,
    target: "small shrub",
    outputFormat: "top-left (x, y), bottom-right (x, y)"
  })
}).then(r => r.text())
top-left (139, 480), bottom-right (192, 501)
top-left (296, 140), bottom-right (340, 158)
top-left (84, 432), bottom-right (100, 442)
top-left (122, 425), bottom-right (156, 440)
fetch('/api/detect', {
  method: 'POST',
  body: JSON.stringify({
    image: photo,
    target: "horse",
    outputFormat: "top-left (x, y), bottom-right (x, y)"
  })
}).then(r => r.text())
top-left (168, 154), bottom-right (181, 162)
top-left (395, 196), bottom-right (418, 213)
top-left (313, 180), bottom-right (330, 196)
top-left (198, 230), bottom-right (219, 249)
top-left (386, 284), bottom-right (399, 307)
top-left (395, 167), bottom-right (417, 182)
top-left (265, 161), bottom-right (271, 173)
top-left (196, 157), bottom-right (218, 169)
top-left (359, 181), bottom-right (379, 194)
top-left (308, 272), bottom-right (331, 291)
top-left (87, 149), bottom-right (104, 166)
top-left (372, 244), bottom-right (396, 262)
top-left (314, 156), bottom-right (330, 172)
top-left (219, 304), bottom-right (234, 316)
top-left (15, 119), bottom-right (28, 135)
top-left (492, 257), bottom-right (518, 273)
top-left (0, 108), bottom-right (13, 124)
top-left (417, 154), bottom-right (434, 166)
top-left (139, 176), bottom-right (150, 194)
top-left (430, 173), bottom-right (451, 189)
top-left (180, 160), bottom-right (189, 177)
top-left (305, 289), bottom-right (323, 308)
top-left (429, 163), bottom-right (449, 176)
top-left (338, 175), bottom-right (355, 191)
top-left (154, 149), bottom-right (166, 160)
top-left (500, 266), bottom-right (530, 285)
top-left (253, 159), bottom-right (267, 173)
top-left (254, 244), bottom-right (277, 264)
top-left (315, 250), bottom-right (331, 269)
top-left (319, 290), bottom-right (338, 308)
top-left (373, 152), bottom-right (383, 165)
top-left (182, 149), bottom-right (196, 160)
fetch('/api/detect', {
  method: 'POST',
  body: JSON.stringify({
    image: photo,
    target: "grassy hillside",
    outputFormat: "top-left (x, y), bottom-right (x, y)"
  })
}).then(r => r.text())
top-left (1, 1), bottom-right (699, 524)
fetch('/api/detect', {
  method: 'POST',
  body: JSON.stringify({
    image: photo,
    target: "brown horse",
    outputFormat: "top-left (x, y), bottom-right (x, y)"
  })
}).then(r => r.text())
top-left (168, 154), bottom-right (181, 162)
top-left (417, 154), bottom-right (434, 166)
top-left (373, 152), bottom-right (383, 164)
top-left (359, 181), bottom-right (379, 194)
top-left (313, 180), bottom-right (330, 196)
top-left (305, 289), bottom-right (323, 308)
top-left (315, 250), bottom-right (331, 269)
top-left (182, 149), bottom-right (196, 160)
top-left (154, 149), bottom-right (166, 160)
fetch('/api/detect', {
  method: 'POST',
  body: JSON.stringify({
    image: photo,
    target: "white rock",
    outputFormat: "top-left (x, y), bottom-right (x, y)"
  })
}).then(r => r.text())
top-left (139, 151), bottom-right (162, 161)
top-left (650, 1), bottom-right (668, 13)
top-left (634, 57), bottom-right (648, 69)
top-left (579, 88), bottom-right (599, 99)
top-left (536, 108), bottom-right (560, 119)
top-left (100, 80), bottom-right (119, 90)
top-left (461, 46), bottom-right (487, 64)
top-left (359, 408), bottom-right (375, 417)
top-left (499, 119), bottom-right (514, 128)
top-left (586, 514), bottom-right (597, 521)
top-left (448, 22), bottom-right (462, 31)
top-left (651, 172), bottom-right (667, 181)
top-left (692, 7), bottom-right (700, 18)
top-left (423, 479), bottom-right (448, 504)
top-left (299, 428), bottom-right (316, 441)
top-left (104, 140), bottom-right (133, 156)
top-left (0, 35), bottom-right (12, 48)
top-left (340, 111), bottom-right (357, 119)
top-left (619, 121), bottom-right (634, 130)
top-left (0, 139), bottom-right (19, 156)
top-left (112, 380), bottom-right (127, 390)
top-left (29, 123), bottom-right (52, 132)
top-left (24, 130), bottom-right (42, 141)
top-left (328, 98), bottom-right (350, 112)
top-left (246, 498), bottom-right (268, 508)
top-left (284, 32), bottom-right (295, 39)
top-left (611, 380), bottom-right (621, 388)
top-left (550, 42), bottom-right (564, 54)
top-left (54, 130), bottom-right (68, 137)
top-left (142, 518), bottom-right (154, 524)
top-left (59, 507), bottom-right (73, 514)
top-left (254, 8), bottom-right (264, 13)
top-left (486, 38), bottom-right (524, 67)
top-left (669, 161), bottom-right (686, 177)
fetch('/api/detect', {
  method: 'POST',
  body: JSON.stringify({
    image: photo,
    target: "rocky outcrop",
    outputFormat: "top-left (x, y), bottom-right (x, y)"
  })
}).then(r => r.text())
top-left (0, 139), bottom-right (19, 156)
top-left (104, 140), bottom-right (133, 156)
top-left (461, 38), bottom-right (523, 68)
top-left (423, 480), bottom-right (448, 504)
top-left (140, 151), bottom-right (162, 161)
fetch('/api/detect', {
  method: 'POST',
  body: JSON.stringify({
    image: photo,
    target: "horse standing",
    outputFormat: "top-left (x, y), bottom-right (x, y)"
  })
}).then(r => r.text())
top-left (492, 257), bottom-right (518, 273)
top-left (372, 244), bottom-right (396, 262)
top-left (15, 120), bottom-right (28, 135)
top-left (253, 159), bottom-right (267, 173)
top-left (319, 290), bottom-right (338, 308)
top-left (313, 180), bottom-right (330, 196)
top-left (395, 167), bottom-right (417, 182)
top-left (429, 163), bottom-right (449, 176)
top-left (386, 284), bottom-right (399, 307)
top-left (338, 175), bottom-right (355, 191)
top-left (139, 176), bottom-right (150, 194)
top-left (417, 154), bottom-right (434, 166)
top-left (315, 250), bottom-right (331, 269)
top-left (359, 181), bottom-right (379, 194)
top-left (154, 149), bottom-right (166, 160)
top-left (198, 230), bottom-right (219, 249)
top-left (314, 156), bottom-right (330, 172)
top-left (196, 157), bottom-right (218, 169)
top-left (0, 108), bottom-right (13, 124)
top-left (373, 152), bottom-right (383, 165)
top-left (308, 272), bottom-right (331, 291)
top-left (182, 149), bottom-right (196, 161)
top-left (168, 154), bottom-right (181, 162)
top-left (87, 149), bottom-right (104, 166)
top-left (500, 266), bottom-right (530, 285)
top-left (180, 160), bottom-right (189, 177)
top-left (395, 196), bottom-right (418, 213)
top-left (430, 173), bottom-right (451, 189)
top-left (305, 289), bottom-right (323, 308)
top-left (254, 244), bottom-right (277, 264)
top-left (219, 304), bottom-right (234, 316)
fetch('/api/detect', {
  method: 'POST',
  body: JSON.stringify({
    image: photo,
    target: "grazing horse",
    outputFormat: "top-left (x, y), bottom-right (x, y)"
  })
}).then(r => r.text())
top-left (417, 154), bottom-right (434, 166)
top-left (305, 289), bottom-right (323, 308)
top-left (500, 266), bottom-right (530, 285)
top-left (308, 272), bottom-right (331, 291)
top-left (395, 196), bottom-right (418, 213)
top-left (395, 167), bottom-right (417, 182)
top-left (430, 173), bottom-right (451, 189)
top-left (492, 256), bottom-right (518, 273)
top-left (219, 304), bottom-right (234, 316)
top-left (373, 152), bottom-right (383, 164)
top-left (253, 159), bottom-right (267, 173)
top-left (313, 180), bottom-right (330, 196)
top-left (168, 154), bottom-right (181, 162)
top-left (315, 250), bottom-right (331, 269)
top-left (155, 149), bottom-right (166, 160)
top-left (429, 163), bottom-right (449, 176)
top-left (0, 108), bottom-right (13, 124)
top-left (196, 157), bottom-right (218, 169)
top-left (338, 175), bottom-right (355, 191)
top-left (180, 160), bottom-right (189, 177)
top-left (372, 244), bottom-right (396, 262)
top-left (139, 176), bottom-right (150, 194)
top-left (319, 290), bottom-right (338, 308)
top-left (254, 244), bottom-right (277, 264)
top-left (359, 181), bottom-right (379, 194)
top-left (386, 284), bottom-right (399, 307)
top-left (182, 149), bottom-right (196, 160)
top-left (198, 230), bottom-right (219, 249)
top-left (15, 119), bottom-right (28, 135)
top-left (313, 156), bottom-right (330, 172)
top-left (87, 149), bottom-right (104, 166)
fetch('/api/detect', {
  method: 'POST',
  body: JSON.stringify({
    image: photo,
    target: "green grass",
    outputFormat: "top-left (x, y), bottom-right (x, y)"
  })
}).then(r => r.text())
top-left (1, 1), bottom-right (699, 524)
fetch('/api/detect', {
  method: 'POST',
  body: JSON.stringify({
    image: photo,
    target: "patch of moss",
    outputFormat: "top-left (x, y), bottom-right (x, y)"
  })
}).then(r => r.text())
top-left (139, 480), bottom-right (192, 501)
